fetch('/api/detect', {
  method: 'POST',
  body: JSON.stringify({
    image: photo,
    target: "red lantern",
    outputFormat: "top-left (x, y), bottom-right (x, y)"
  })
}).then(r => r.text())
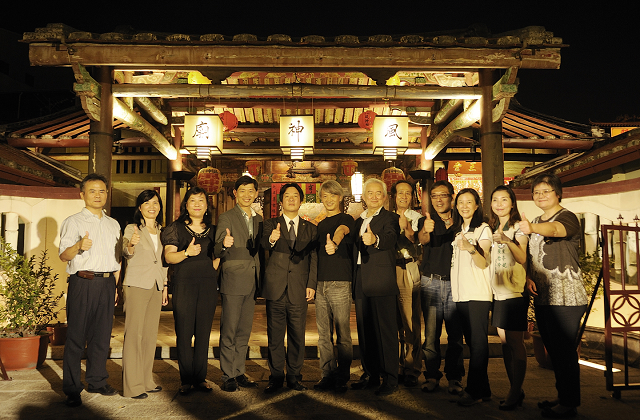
top-left (197, 167), bottom-right (223, 195)
top-left (381, 167), bottom-right (405, 193)
top-left (358, 110), bottom-right (376, 130)
top-left (246, 160), bottom-right (262, 177)
top-left (342, 160), bottom-right (357, 177)
top-left (219, 111), bottom-right (238, 131)
top-left (435, 167), bottom-right (448, 182)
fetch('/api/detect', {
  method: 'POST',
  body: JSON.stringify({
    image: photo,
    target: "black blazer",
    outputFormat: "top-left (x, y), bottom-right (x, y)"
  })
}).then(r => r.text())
top-left (353, 207), bottom-right (400, 297)
top-left (260, 216), bottom-right (318, 305)
top-left (214, 205), bottom-right (264, 296)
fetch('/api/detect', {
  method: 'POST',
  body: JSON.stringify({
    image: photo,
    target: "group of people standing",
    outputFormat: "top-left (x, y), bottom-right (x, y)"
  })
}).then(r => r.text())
top-left (58, 171), bottom-right (587, 419)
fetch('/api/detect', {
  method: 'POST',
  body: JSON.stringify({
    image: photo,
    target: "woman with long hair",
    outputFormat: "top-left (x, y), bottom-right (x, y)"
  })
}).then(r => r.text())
top-left (162, 187), bottom-right (220, 395)
top-left (122, 190), bottom-right (168, 399)
top-left (488, 186), bottom-right (529, 410)
top-left (450, 188), bottom-right (493, 406)
top-left (520, 174), bottom-right (587, 418)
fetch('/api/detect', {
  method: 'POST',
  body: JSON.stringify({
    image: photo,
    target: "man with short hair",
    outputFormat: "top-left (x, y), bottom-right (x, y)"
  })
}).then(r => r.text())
top-left (214, 175), bottom-right (263, 392)
top-left (351, 178), bottom-right (400, 396)
top-left (59, 173), bottom-right (122, 407)
top-left (261, 183), bottom-right (318, 393)
top-left (313, 180), bottom-right (354, 393)
top-left (417, 180), bottom-right (465, 394)
top-left (391, 180), bottom-right (423, 387)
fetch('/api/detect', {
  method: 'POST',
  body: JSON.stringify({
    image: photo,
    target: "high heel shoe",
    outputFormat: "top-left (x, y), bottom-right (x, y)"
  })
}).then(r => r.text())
top-left (499, 390), bottom-right (525, 411)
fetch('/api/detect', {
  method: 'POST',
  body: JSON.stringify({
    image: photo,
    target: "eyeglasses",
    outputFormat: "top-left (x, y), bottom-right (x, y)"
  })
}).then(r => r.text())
top-left (532, 189), bottom-right (554, 197)
top-left (430, 193), bottom-right (451, 200)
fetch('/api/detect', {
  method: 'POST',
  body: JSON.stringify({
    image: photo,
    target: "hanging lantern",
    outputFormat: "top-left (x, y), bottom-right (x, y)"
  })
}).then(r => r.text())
top-left (246, 160), bottom-right (262, 177)
top-left (435, 167), bottom-right (448, 181)
top-left (351, 171), bottom-right (363, 202)
top-left (280, 115), bottom-right (314, 161)
top-left (358, 110), bottom-right (376, 130)
top-left (342, 160), bottom-right (358, 177)
top-left (197, 167), bottom-right (223, 195)
top-left (183, 114), bottom-right (224, 160)
top-left (372, 115), bottom-right (409, 161)
top-left (382, 167), bottom-right (405, 193)
top-left (219, 110), bottom-right (238, 131)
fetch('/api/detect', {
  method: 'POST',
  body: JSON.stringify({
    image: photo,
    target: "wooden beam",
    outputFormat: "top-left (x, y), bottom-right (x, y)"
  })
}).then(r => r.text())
top-left (168, 98), bottom-right (435, 110)
top-left (114, 84), bottom-right (483, 100)
top-left (29, 43), bottom-right (562, 70)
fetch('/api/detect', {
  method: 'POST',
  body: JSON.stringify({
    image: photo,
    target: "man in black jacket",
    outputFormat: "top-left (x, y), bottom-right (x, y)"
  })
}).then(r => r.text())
top-left (261, 183), bottom-right (318, 393)
top-left (351, 178), bottom-right (400, 396)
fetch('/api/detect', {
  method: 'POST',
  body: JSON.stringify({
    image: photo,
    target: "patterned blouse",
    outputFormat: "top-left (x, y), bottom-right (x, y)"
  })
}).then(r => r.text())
top-left (528, 208), bottom-right (588, 306)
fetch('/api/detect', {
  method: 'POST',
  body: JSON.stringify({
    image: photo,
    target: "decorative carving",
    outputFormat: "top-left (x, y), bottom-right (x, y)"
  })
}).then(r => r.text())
top-left (368, 35), bottom-right (393, 43)
top-left (200, 34), bottom-right (224, 42)
top-left (335, 35), bottom-right (359, 44)
top-left (300, 35), bottom-right (325, 44)
top-left (166, 34), bottom-right (191, 41)
top-left (267, 34), bottom-right (292, 42)
top-left (233, 34), bottom-right (257, 42)
top-left (400, 35), bottom-right (424, 44)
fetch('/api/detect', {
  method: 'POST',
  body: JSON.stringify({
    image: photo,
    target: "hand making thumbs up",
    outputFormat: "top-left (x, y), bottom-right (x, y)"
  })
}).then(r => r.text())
top-left (519, 212), bottom-right (532, 235)
top-left (130, 226), bottom-right (141, 247)
top-left (269, 222), bottom-right (281, 244)
top-left (422, 212), bottom-right (435, 234)
top-left (362, 224), bottom-right (376, 246)
top-left (186, 237), bottom-right (201, 256)
top-left (223, 228), bottom-right (234, 248)
top-left (79, 231), bottom-right (93, 251)
top-left (325, 233), bottom-right (337, 255)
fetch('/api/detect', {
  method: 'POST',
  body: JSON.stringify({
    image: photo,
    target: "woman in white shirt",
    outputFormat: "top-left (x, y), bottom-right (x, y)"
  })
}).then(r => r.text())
top-left (450, 188), bottom-right (493, 406)
top-left (489, 186), bottom-right (529, 410)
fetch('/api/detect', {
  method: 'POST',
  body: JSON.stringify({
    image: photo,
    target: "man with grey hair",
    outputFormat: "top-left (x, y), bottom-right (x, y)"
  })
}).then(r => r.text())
top-left (351, 178), bottom-right (400, 396)
top-left (313, 180), bottom-right (355, 393)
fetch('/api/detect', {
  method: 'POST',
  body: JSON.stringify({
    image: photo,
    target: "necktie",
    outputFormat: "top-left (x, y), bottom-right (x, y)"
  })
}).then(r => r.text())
top-left (289, 220), bottom-right (296, 242)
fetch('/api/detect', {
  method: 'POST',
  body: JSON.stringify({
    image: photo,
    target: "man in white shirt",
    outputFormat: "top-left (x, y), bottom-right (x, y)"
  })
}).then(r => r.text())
top-left (59, 173), bottom-right (121, 407)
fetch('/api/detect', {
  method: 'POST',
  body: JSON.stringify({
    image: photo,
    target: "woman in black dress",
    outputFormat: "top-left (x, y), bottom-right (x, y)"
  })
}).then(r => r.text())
top-left (162, 187), bottom-right (220, 395)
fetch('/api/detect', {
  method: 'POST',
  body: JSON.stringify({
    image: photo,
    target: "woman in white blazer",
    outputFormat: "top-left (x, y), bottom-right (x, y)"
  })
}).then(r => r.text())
top-left (121, 190), bottom-right (168, 399)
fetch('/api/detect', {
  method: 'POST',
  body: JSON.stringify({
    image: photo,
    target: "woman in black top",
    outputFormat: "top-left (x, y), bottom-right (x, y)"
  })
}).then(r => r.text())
top-left (162, 187), bottom-right (220, 395)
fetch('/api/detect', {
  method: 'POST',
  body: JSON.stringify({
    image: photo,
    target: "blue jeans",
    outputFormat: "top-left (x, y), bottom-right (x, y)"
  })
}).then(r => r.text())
top-left (315, 281), bottom-right (353, 382)
top-left (420, 275), bottom-right (465, 381)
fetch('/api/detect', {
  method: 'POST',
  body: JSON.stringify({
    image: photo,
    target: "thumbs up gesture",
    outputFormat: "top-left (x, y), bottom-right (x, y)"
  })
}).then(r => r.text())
top-left (269, 222), bottom-right (281, 244)
top-left (186, 237), bottom-right (201, 256)
top-left (398, 211), bottom-right (408, 230)
top-left (519, 212), bottom-right (532, 235)
top-left (325, 233), bottom-right (337, 255)
top-left (362, 224), bottom-right (376, 246)
top-left (130, 226), bottom-right (141, 247)
top-left (79, 231), bottom-right (92, 251)
top-left (422, 213), bottom-right (435, 234)
top-left (223, 228), bottom-right (234, 248)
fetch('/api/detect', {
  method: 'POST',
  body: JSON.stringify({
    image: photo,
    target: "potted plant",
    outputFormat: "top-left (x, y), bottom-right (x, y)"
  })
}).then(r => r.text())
top-left (0, 237), bottom-right (65, 370)
top-left (530, 249), bottom-right (603, 369)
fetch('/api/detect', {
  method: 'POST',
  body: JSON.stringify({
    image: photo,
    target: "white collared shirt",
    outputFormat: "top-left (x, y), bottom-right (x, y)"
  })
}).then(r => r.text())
top-left (59, 207), bottom-right (122, 274)
top-left (282, 214), bottom-right (300, 236)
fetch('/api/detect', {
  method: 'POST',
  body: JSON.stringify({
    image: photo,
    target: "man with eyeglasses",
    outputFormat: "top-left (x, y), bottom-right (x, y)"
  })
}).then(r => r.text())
top-left (417, 180), bottom-right (465, 394)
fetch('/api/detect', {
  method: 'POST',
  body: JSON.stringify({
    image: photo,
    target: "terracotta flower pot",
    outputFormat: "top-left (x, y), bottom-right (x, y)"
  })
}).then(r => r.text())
top-left (0, 335), bottom-right (42, 371)
top-left (46, 323), bottom-right (67, 346)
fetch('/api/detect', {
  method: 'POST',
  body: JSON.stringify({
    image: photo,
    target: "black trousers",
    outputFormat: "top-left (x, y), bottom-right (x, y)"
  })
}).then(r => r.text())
top-left (456, 300), bottom-right (492, 399)
top-left (535, 304), bottom-right (586, 407)
top-left (63, 274), bottom-right (115, 395)
top-left (266, 291), bottom-right (307, 383)
top-left (354, 266), bottom-right (399, 386)
top-left (172, 277), bottom-right (218, 386)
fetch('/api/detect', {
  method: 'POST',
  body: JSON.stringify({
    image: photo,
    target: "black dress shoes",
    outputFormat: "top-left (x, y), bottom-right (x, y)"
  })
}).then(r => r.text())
top-left (87, 384), bottom-right (118, 396)
top-left (222, 378), bottom-right (238, 392)
top-left (195, 382), bottom-right (213, 392)
top-left (131, 393), bottom-right (148, 399)
top-left (403, 375), bottom-right (419, 387)
top-left (236, 374), bottom-right (258, 388)
top-left (264, 379), bottom-right (284, 394)
top-left (541, 407), bottom-right (577, 418)
top-left (179, 384), bottom-right (192, 395)
top-left (287, 381), bottom-right (307, 391)
top-left (334, 380), bottom-right (348, 393)
top-left (64, 393), bottom-right (82, 407)
top-left (147, 386), bottom-right (162, 393)
top-left (375, 382), bottom-right (398, 396)
top-left (351, 375), bottom-right (380, 390)
top-left (313, 377), bottom-right (335, 391)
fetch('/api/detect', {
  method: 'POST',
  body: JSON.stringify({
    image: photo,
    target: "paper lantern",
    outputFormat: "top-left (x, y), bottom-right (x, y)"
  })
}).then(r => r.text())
top-left (358, 110), bottom-right (376, 130)
top-left (280, 115), bottom-right (314, 161)
top-left (342, 160), bottom-right (358, 177)
top-left (372, 115), bottom-right (409, 160)
top-left (183, 114), bottom-right (223, 159)
top-left (197, 167), bottom-right (223, 195)
top-left (382, 167), bottom-right (405, 193)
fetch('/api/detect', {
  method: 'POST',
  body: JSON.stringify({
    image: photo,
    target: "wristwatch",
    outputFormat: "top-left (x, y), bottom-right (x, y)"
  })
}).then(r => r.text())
top-left (469, 248), bottom-right (477, 255)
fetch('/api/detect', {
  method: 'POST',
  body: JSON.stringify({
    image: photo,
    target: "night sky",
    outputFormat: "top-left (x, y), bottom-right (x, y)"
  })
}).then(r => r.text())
top-left (3, 1), bottom-right (638, 125)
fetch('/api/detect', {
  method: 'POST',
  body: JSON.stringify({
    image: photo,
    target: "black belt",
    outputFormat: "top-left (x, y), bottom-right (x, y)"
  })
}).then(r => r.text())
top-left (426, 273), bottom-right (450, 281)
top-left (396, 257), bottom-right (414, 267)
top-left (76, 271), bottom-right (114, 280)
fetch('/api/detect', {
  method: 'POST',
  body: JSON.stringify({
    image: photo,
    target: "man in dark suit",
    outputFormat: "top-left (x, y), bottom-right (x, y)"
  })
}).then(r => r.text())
top-left (214, 176), bottom-right (263, 392)
top-left (260, 182), bottom-right (318, 393)
top-left (351, 178), bottom-right (401, 396)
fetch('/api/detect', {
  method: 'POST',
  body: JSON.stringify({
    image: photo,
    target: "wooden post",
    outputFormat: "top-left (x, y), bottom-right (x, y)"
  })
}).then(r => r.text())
top-left (89, 66), bottom-right (114, 214)
top-left (479, 69), bottom-right (504, 216)
top-left (166, 126), bottom-right (183, 224)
